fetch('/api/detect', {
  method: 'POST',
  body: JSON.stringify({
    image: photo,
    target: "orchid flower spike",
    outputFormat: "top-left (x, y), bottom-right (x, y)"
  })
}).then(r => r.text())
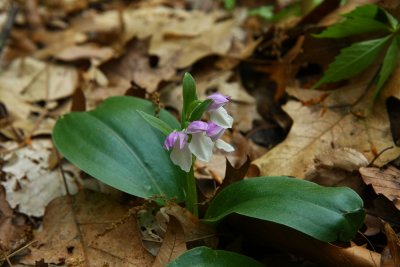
top-left (206, 93), bottom-right (233, 128)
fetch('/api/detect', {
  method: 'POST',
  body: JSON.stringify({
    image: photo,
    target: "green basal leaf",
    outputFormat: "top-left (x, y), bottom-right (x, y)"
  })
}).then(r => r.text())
top-left (204, 176), bottom-right (365, 242)
top-left (166, 247), bottom-right (264, 267)
top-left (53, 96), bottom-right (185, 202)
top-left (314, 17), bottom-right (390, 38)
top-left (188, 99), bottom-right (213, 122)
top-left (374, 36), bottom-right (399, 96)
top-left (137, 110), bottom-right (174, 136)
top-left (182, 73), bottom-right (198, 124)
top-left (313, 36), bottom-right (391, 88)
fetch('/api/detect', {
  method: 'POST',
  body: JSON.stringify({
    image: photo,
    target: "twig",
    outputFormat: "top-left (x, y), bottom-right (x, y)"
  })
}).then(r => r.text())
top-left (369, 146), bottom-right (394, 167)
top-left (0, 1), bottom-right (19, 57)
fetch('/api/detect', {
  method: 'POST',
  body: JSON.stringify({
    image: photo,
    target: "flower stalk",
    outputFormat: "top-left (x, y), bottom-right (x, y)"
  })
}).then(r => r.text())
top-left (185, 158), bottom-right (198, 217)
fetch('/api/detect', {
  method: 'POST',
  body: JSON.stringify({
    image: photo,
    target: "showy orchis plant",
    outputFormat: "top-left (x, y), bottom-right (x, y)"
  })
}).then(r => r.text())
top-left (140, 73), bottom-right (235, 215)
top-left (53, 72), bottom-right (365, 264)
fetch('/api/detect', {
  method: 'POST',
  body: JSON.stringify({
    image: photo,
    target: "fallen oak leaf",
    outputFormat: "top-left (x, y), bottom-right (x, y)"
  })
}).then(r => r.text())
top-left (152, 216), bottom-right (186, 267)
top-left (20, 190), bottom-right (154, 266)
top-left (360, 165), bottom-right (400, 210)
top-left (252, 67), bottom-right (400, 178)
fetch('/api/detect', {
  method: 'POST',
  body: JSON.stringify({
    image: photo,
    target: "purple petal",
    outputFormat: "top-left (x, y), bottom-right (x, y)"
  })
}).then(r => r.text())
top-left (176, 131), bottom-right (188, 149)
top-left (206, 122), bottom-right (225, 141)
top-left (164, 131), bottom-right (187, 150)
top-left (187, 121), bottom-right (208, 134)
top-left (164, 132), bottom-right (178, 150)
top-left (207, 93), bottom-right (229, 110)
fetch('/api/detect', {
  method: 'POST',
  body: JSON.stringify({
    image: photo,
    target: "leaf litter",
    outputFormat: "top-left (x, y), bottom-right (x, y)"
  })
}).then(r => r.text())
top-left (1, 0), bottom-right (400, 266)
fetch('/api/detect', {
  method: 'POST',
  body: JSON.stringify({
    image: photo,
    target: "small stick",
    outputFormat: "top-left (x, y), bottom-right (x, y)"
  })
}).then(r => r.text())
top-left (0, 1), bottom-right (19, 56)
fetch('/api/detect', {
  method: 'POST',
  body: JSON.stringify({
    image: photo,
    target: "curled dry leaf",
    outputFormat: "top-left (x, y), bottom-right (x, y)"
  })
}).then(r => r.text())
top-left (161, 203), bottom-right (216, 246)
top-left (381, 222), bottom-right (400, 267)
top-left (21, 190), bottom-right (154, 266)
top-left (305, 148), bottom-right (368, 191)
top-left (152, 216), bottom-right (187, 267)
top-left (360, 166), bottom-right (400, 210)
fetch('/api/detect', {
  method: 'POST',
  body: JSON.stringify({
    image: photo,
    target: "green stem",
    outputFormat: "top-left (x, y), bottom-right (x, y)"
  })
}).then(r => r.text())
top-left (185, 158), bottom-right (198, 217)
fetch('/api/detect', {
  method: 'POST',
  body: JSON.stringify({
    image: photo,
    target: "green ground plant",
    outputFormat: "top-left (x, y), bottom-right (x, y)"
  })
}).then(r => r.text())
top-left (53, 73), bottom-right (365, 265)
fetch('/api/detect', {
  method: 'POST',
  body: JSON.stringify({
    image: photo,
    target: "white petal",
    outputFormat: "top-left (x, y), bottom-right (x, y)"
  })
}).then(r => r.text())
top-left (210, 107), bottom-right (233, 128)
top-left (215, 139), bottom-right (235, 152)
top-left (170, 144), bottom-right (192, 172)
top-left (189, 133), bottom-right (214, 162)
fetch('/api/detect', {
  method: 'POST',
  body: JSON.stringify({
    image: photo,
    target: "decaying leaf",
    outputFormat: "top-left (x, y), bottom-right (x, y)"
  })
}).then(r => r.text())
top-left (360, 165), bottom-right (400, 209)
top-left (305, 147), bottom-right (368, 190)
top-left (152, 216), bottom-right (187, 267)
top-left (253, 67), bottom-right (400, 178)
top-left (101, 39), bottom-right (175, 93)
top-left (0, 185), bottom-right (32, 253)
top-left (21, 190), bottom-right (154, 266)
top-left (136, 204), bottom-right (168, 256)
top-left (1, 140), bottom-right (81, 217)
top-left (0, 57), bottom-right (78, 102)
top-left (381, 222), bottom-right (400, 267)
top-left (161, 203), bottom-right (216, 245)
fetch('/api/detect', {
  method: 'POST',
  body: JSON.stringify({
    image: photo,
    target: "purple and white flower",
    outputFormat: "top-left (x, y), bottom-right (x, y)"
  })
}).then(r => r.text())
top-left (164, 131), bottom-right (192, 172)
top-left (206, 93), bottom-right (233, 128)
top-left (164, 93), bottom-right (235, 172)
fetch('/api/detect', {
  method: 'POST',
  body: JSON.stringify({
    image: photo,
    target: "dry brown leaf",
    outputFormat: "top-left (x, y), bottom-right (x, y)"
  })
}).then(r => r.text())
top-left (161, 203), bottom-right (216, 245)
top-left (381, 222), bottom-right (400, 267)
top-left (101, 39), bottom-right (175, 93)
top-left (55, 44), bottom-right (114, 62)
top-left (0, 185), bottom-right (32, 253)
top-left (152, 216), bottom-right (187, 267)
top-left (305, 148), bottom-right (368, 191)
top-left (360, 166), bottom-right (400, 209)
top-left (0, 57), bottom-right (78, 102)
top-left (21, 190), bottom-right (154, 266)
top-left (1, 140), bottom-right (81, 217)
top-left (252, 68), bottom-right (400, 178)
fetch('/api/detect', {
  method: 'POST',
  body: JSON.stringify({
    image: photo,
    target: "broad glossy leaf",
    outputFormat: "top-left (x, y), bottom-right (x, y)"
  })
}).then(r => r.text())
top-left (313, 36), bottom-right (390, 88)
top-left (375, 36), bottom-right (399, 92)
top-left (53, 96), bottom-right (185, 202)
top-left (166, 247), bottom-right (264, 267)
top-left (204, 176), bottom-right (365, 242)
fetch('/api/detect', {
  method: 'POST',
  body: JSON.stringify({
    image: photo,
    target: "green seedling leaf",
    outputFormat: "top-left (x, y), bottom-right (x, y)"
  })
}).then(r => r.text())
top-left (374, 36), bottom-right (399, 97)
top-left (204, 176), bottom-right (365, 242)
top-left (343, 4), bottom-right (379, 19)
top-left (313, 36), bottom-right (390, 88)
top-left (314, 17), bottom-right (390, 38)
top-left (381, 8), bottom-right (398, 30)
top-left (188, 99), bottom-right (213, 122)
top-left (138, 110), bottom-right (174, 136)
top-left (224, 0), bottom-right (236, 11)
top-left (248, 6), bottom-right (274, 20)
top-left (53, 96), bottom-right (185, 202)
top-left (182, 73), bottom-right (198, 124)
top-left (166, 247), bottom-right (264, 267)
